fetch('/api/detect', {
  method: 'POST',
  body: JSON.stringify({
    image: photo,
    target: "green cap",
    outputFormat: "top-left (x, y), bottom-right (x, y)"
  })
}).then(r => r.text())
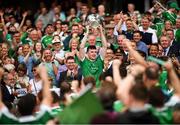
top-left (169, 2), bottom-right (180, 10)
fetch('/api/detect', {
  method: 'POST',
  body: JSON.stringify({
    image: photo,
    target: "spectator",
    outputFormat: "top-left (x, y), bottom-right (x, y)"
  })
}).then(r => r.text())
top-left (18, 44), bottom-right (37, 79)
top-left (36, 7), bottom-right (52, 29)
top-left (58, 56), bottom-right (82, 86)
top-left (41, 24), bottom-right (54, 49)
top-left (133, 31), bottom-right (148, 55)
top-left (139, 17), bottom-right (158, 45)
top-left (28, 64), bottom-right (42, 95)
top-left (40, 49), bottom-right (58, 87)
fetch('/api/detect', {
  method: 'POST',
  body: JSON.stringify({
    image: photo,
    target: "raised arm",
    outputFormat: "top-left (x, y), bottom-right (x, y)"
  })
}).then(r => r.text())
top-left (116, 64), bottom-right (145, 105)
top-left (51, 55), bottom-right (58, 76)
top-left (17, 12), bottom-right (27, 31)
top-left (125, 39), bottom-right (148, 67)
top-left (116, 12), bottom-right (123, 33)
top-left (0, 11), bottom-right (8, 35)
top-left (39, 65), bottom-right (52, 106)
top-left (0, 67), bottom-right (4, 109)
top-left (131, 17), bottom-right (139, 31)
top-left (99, 25), bottom-right (107, 59)
top-left (24, 47), bottom-right (32, 63)
top-left (112, 59), bottom-right (122, 86)
top-left (79, 26), bottom-right (89, 60)
top-left (164, 60), bottom-right (180, 95)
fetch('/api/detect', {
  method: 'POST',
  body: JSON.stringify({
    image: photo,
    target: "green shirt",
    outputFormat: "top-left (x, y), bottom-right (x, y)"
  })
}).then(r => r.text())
top-left (21, 105), bottom-right (53, 124)
top-left (162, 11), bottom-right (177, 25)
top-left (151, 23), bottom-right (164, 38)
top-left (41, 35), bottom-right (53, 48)
top-left (0, 107), bottom-right (19, 124)
top-left (0, 105), bottom-right (53, 124)
top-left (80, 56), bottom-right (104, 87)
top-left (148, 106), bottom-right (173, 124)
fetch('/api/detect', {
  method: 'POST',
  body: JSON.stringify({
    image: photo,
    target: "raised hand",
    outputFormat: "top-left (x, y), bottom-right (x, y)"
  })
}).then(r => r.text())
top-left (113, 59), bottom-right (122, 67)
top-left (0, 10), bottom-right (4, 17)
top-left (22, 11), bottom-right (28, 18)
top-left (164, 59), bottom-right (174, 72)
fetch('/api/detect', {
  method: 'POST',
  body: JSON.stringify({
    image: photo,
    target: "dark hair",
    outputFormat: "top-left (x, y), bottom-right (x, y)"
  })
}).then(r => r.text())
top-left (17, 93), bottom-right (37, 116)
top-left (83, 76), bottom-right (96, 88)
top-left (17, 63), bottom-right (27, 73)
top-left (71, 23), bottom-right (79, 28)
top-left (51, 91), bottom-right (60, 104)
top-left (149, 86), bottom-right (165, 107)
top-left (61, 21), bottom-right (69, 26)
top-left (129, 84), bottom-right (148, 101)
top-left (87, 45), bottom-right (97, 52)
top-left (66, 56), bottom-right (75, 62)
top-left (59, 82), bottom-right (71, 101)
top-left (96, 81), bottom-right (117, 111)
top-left (33, 42), bottom-right (43, 53)
top-left (149, 44), bottom-right (159, 50)
top-left (145, 67), bottom-right (159, 80)
top-left (133, 30), bottom-right (142, 36)
top-left (32, 62), bottom-right (40, 69)
top-left (137, 50), bottom-right (146, 58)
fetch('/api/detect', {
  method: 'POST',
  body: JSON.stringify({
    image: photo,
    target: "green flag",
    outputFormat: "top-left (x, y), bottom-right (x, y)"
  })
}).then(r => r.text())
top-left (58, 85), bottom-right (104, 124)
top-left (147, 56), bottom-right (165, 65)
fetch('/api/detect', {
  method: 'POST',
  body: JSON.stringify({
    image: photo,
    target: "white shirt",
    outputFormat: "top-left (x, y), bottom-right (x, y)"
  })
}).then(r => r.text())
top-left (139, 26), bottom-right (158, 44)
top-left (54, 50), bottom-right (65, 60)
top-left (29, 79), bottom-right (42, 95)
top-left (6, 85), bottom-right (13, 94)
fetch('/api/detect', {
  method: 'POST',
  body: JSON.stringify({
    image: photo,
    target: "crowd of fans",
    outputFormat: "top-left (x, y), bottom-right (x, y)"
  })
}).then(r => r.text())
top-left (0, 0), bottom-right (180, 124)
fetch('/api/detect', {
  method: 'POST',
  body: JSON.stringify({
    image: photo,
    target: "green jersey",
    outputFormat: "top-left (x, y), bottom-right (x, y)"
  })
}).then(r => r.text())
top-left (41, 35), bottom-right (53, 48)
top-left (0, 107), bottom-right (19, 124)
top-left (0, 105), bottom-right (53, 124)
top-left (80, 56), bottom-right (104, 87)
top-left (148, 106), bottom-right (173, 124)
top-left (162, 11), bottom-right (177, 25)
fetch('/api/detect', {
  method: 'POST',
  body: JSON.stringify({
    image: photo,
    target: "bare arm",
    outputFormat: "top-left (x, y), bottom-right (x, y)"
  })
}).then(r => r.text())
top-left (125, 39), bottom-right (148, 67)
top-left (17, 12), bottom-right (27, 31)
top-left (116, 64), bottom-right (145, 105)
top-left (132, 20), bottom-right (139, 31)
top-left (79, 26), bottom-right (89, 60)
top-left (52, 63), bottom-right (58, 76)
top-left (117, 19), bottom-right (123, 34)
top-left (0, 11), bottom-right (8, 35)
top-left (51, 54), bottom-right (58, 76)
top-left (164, 60), bottom-right (180, 95)
top-left (0, 67), bottom-right (5, 109)
top-left (39, 65), bottom-right (52, 106)
top-left (112, 59), bottom-right (134, 105)
top-left (99, 25), bottom-right (107, 59)
top-left (24, 48), bottom-right (32, 63)
top-left (112, 59), bottom-right (122, 86)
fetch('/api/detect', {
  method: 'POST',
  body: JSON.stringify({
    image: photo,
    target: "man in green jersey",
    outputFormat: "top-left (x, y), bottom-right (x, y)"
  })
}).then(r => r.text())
top-left (79, 25), bottom-right (107, 87)
top-left (41, 24), bottom-right (54, 48)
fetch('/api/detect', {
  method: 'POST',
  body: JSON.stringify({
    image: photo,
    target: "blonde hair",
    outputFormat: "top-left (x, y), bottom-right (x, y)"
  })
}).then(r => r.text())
top-left (69, 37), bottom-right (80, 49)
